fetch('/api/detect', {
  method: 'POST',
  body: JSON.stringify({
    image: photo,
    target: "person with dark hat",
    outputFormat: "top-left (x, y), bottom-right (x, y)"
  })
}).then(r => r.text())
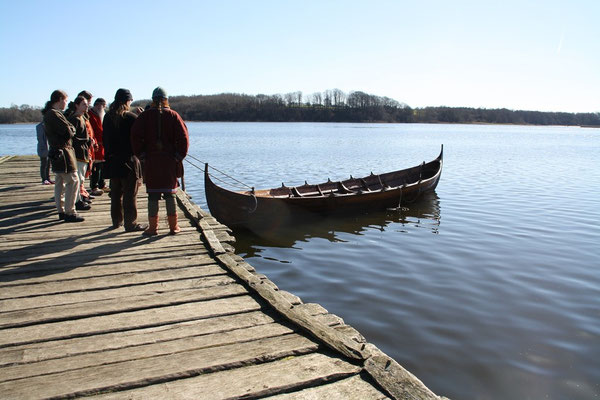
top-left (131, 86), bottom-right (189, 236)
top-left (102, 88), bottom-right (147, 232)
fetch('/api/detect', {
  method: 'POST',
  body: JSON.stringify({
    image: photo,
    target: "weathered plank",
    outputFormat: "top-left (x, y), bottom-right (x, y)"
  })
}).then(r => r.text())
top-left (0, 334), bottom-right (319, 399)
top-left (0, 295), bottom-right (262, 347)
top-left (0, 311), bottom-right (277, 367)
top-left (0, 244), bottom-right (210, 267)
top-left (0, 279), bottom-right (245, 328)
top-left (0, 264), bottom-right (229, 300)
top-left (0, 253), bottom-right (218, 284)
top-left (268, 374), bottom-right (391, 400)
top-left (0, 322), bottom-right (296, 383)
top-left (90, 353), bottom-right (363, 400)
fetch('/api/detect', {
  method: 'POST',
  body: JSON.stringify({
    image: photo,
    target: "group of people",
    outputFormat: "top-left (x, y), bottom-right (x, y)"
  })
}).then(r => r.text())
top-left (40, 87), bottom-right (189, 235)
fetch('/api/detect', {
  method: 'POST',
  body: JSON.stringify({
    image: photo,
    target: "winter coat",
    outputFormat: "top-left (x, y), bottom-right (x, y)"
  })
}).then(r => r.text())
top-left (88, 109), bottom-right (105, 161)
top-left (36, 122), bottom-right (48, 157)
top-left (68, 114), bottom-right (91, 162)
top-left (131, 106), bottom-right (189, 193)
top-left (103, 110), bottom-right (141, 179)
top-left (43, 109), bottom-right (77, 173)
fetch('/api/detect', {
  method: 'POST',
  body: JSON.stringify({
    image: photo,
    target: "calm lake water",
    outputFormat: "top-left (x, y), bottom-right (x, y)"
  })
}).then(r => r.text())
top-left (2, 122), bottom-right (599, 400)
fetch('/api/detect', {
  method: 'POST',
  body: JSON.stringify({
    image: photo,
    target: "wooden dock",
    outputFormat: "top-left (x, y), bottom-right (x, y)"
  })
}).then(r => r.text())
top-left (0, 156), bottom-right (445, 400)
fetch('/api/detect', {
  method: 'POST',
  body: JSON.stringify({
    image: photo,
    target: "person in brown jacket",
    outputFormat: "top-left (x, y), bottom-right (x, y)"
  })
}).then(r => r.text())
top-left (42, 90), bottom-right (84, 222)
top-left (131, 87), bottom-right (189, 235)
top-left (67, 96), bottom-right (92, 211)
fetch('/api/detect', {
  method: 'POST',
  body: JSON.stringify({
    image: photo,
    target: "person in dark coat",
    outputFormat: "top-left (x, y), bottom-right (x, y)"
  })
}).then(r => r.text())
top-left (103, 88), bottom-right (147, 232)
top-left (131, 87), bottom-right (189, 235)
top-left (42, 90), bottom-right (84, 222)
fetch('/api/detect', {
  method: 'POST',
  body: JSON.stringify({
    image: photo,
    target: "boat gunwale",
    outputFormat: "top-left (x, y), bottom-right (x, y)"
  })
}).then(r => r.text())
top-left (209, 145), bottom-right (444, 200)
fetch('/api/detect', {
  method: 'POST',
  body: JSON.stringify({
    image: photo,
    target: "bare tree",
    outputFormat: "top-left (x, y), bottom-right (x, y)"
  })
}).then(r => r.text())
top-left (332, 89), bottom-right (346, 106)
top-left (323, 90), bottom-right (332, 107)
top-left (310, 92), bottom-right (322, 106)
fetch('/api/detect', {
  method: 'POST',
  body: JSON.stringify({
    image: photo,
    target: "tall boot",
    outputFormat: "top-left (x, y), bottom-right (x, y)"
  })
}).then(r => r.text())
top-left (143, 216), bottom-right (159, 236)
top-left (167, 214), bottom-right (181, 235)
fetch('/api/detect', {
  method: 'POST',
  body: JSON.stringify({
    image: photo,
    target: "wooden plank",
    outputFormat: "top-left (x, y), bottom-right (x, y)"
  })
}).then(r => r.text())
top-left (0, 303), bottom-right (337, 368)
top-left (0, 322), bottom-right (296, 383)
top-left (267, 374), bottom-right (390, 400)
top-left (0, 264), bottom-right (230, 300)
top-left (0, 238), bottom-right (209, 266)
top-left (0, 271), bottom-right (230, 309)
top-left (0, 279), bottom-right (245, 328)
top-left (0, 334), bottom-right (319, 399)
top-left (0, 228), bottom-right (203, 250)
top-left (0, 244), bottom-right (209, 266)
top-left (90, 353), bottom-right (362, 400)
top-left (0, 254), bottom-right (220, 284)
top-left (0, 295), bottom-right (262, 347)
top-left (0, 311), bottom-right (277, 367)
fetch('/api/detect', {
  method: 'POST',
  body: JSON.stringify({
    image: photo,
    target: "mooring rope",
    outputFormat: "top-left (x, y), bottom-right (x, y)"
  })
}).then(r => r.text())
top-left (183, 154), bottom-right (259, 215)
top-left (183, 154), bottom-right (254, 191)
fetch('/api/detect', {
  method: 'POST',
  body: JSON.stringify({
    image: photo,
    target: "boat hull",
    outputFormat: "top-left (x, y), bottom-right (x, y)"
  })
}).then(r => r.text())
top-left (205, 146), bottom-right (443, 232)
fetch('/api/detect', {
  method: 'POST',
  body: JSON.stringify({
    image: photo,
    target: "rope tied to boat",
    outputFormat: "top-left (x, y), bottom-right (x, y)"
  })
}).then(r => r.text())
top-left (183, 154), bottom-right (259, 214)
top-left (184, 154), bottom-right (254, 191)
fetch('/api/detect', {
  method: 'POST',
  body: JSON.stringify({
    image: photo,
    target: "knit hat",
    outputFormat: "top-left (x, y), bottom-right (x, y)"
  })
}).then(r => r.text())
top-left (114, 88), bottom-right (133, 102)
top-left (152, 87), bottom-right (168, 99)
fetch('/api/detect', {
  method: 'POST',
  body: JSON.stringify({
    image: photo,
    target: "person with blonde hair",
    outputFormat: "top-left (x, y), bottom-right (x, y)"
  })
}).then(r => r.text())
top-left (131, 87), bottom-right (189, 235)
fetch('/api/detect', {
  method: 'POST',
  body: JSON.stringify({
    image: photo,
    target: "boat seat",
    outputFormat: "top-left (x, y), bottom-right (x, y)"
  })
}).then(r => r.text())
top-left (359, 179), bottom-right (372, 192)
top-left (337, 182), bottom-right (356, 194)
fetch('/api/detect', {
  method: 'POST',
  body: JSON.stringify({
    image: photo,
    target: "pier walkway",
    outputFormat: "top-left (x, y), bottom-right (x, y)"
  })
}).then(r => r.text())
top-left (0, 156), bottom-right (443, 399)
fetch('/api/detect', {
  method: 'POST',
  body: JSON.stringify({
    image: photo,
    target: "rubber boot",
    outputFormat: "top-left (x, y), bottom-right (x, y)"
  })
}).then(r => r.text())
top-left (143, 216), bottom-right (159, 236)
top-left (167, 214), bottom-right (181, 235)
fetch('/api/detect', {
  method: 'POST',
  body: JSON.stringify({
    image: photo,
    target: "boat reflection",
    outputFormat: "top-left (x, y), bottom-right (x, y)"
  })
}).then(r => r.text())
top-left (233, 191), bottom-right (441, 256)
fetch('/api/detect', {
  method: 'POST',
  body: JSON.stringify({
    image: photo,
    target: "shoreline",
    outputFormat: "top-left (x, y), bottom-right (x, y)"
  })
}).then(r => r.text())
top-left (1, 120), bottom-right (598, 128)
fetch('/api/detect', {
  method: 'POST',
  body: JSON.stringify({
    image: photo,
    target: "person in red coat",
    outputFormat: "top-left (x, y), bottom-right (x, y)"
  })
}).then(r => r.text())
top-left (88, 98), bottom-right (107, 194)
top-left (131, 87), bottom-right (189, 235)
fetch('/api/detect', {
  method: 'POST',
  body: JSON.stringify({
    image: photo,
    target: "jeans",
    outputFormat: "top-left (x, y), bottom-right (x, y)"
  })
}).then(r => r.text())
top-left (40, 156), bottom-right (50, 182)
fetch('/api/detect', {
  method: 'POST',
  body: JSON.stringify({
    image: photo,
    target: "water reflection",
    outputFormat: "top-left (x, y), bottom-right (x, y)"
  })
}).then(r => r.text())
top-left (234, 191), bottom-right (441, 257)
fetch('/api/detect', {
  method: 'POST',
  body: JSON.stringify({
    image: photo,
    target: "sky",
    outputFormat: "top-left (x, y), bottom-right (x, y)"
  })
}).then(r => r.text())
top-left (0, 0), bottom-right (598, 113)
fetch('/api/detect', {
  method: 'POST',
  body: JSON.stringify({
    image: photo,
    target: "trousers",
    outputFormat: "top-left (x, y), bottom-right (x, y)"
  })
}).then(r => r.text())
top-left (54, 171), bottom-right (79, 215)
top-left (110, 170), bottom-right (140, 229)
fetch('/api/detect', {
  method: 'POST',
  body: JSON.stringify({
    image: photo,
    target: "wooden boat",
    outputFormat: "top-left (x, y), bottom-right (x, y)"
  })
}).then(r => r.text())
top-left (205, 145), bottom-right (443, 231)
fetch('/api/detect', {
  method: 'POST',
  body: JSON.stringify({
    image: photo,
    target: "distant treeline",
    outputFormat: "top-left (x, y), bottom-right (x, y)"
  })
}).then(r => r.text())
top-left (2, 89), bottom-right (599, 126)
top-left (0, 105), bottom-right (44, 124)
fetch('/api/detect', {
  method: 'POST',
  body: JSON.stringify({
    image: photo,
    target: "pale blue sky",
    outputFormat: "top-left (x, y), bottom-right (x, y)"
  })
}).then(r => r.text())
top-left (1, 0), bottom-right (598, 112)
